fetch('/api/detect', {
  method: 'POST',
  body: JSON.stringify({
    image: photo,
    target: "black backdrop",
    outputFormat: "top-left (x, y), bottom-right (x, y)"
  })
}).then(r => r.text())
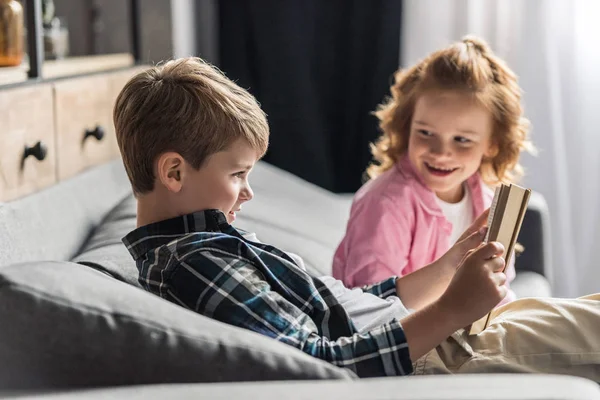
top-left (218, 0), bottom-right (402, 192)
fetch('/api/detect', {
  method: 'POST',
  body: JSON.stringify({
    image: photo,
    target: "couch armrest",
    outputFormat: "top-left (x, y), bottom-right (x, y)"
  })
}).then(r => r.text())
top-left (4, 374), bottom-right (599, 400)
top-left (515, 191), bottom-right (553, 289)
top-left (511, 271), bottom-right (552, 298)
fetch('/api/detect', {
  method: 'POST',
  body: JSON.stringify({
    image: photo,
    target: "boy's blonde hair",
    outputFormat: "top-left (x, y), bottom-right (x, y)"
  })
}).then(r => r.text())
top-left (114, 57), bottom-right (269, 195)
top-left (367, 36), bottom-right (534, 185)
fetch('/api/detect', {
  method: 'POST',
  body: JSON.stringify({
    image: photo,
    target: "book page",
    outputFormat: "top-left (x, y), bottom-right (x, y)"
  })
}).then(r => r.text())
top-left (483, 186), bottom-right (501, 243)
top-left (487, 186), bottom-right (510, 242)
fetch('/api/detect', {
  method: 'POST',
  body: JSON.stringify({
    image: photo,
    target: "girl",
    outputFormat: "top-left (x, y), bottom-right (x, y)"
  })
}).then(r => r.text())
top-left (332, 36), bottom-right (534, 305)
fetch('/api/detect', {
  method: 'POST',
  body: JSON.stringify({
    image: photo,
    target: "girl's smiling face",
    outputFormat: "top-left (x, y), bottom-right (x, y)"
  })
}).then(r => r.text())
top-left (408, 90), bottom-right (496, 203)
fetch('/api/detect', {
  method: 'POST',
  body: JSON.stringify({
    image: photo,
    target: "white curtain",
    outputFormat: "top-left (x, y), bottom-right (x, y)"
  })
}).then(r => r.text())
top-left (402, 0), bottom-right (600, 297)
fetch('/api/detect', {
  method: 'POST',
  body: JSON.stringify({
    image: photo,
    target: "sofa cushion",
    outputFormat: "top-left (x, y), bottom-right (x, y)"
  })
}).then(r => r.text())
top-left (69, 161), bottom-right (353, 283)
top-left (72, 194), bottom-right (140, 287)
top-left (234, 216), bottom-right (338, 276)
top-left (235, 162), bottom-right (352, 276)
top-left (0, 261), bottom-right (354, 390)
top-left (0, 160), bottom-right (132, 267)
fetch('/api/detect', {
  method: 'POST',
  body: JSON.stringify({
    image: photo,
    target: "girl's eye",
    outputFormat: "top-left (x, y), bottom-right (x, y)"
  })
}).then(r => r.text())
top-left (418, 129), bottom-right (433, 137)
top-left (454, 136), bottom-right (471, 144)
top-left (232, 171), bottom-right (246, 178)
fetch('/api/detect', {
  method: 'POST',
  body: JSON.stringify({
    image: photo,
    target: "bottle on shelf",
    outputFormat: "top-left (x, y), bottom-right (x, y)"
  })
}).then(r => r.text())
top-left (0, 0), bottom-right (24, 67)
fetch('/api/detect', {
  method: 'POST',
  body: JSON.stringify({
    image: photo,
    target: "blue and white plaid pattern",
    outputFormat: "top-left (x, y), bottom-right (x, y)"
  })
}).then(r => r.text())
top-left (123, 209), bottom-right (413, 377)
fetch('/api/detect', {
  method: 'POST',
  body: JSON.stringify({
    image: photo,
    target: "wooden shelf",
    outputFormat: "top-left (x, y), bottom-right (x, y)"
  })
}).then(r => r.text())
top-left (0, 53), bottom-right (134, 86)
top-left (0, 64), bottom-right (28, 85)
top-left (44, 53), bottom-right (134, 79)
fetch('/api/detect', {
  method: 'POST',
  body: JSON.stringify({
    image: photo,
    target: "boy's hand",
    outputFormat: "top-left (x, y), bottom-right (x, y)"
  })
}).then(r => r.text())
top-left (394, 209), bottom-right (491, 312)
top-left (436, 241), bottom-right (507, 328)
top-left (437, 209), bottom-right (490, 273)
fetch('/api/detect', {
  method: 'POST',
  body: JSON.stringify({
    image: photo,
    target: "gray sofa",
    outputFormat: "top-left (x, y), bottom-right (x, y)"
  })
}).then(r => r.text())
top-left (0, 159), bottom-right (597, 399)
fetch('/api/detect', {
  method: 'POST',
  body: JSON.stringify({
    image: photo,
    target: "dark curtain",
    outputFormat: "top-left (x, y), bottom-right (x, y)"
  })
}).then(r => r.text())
top-left (218, 0), bottom-right (402, 193)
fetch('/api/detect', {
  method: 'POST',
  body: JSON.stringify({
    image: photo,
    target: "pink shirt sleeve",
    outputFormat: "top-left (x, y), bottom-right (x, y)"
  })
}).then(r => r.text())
top-left (338, 195), bottom-right (413, 288)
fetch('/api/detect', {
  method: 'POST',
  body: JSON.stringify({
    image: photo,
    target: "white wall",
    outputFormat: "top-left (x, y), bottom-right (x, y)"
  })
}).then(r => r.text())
top-left (170, 0), bottom-right (219, 63)
top-left (402, 0), bottom-right (600, 297)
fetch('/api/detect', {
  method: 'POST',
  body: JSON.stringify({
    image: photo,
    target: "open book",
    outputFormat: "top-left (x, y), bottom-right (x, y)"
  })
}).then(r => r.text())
top-left (468, 183), bottom-right (531, 335)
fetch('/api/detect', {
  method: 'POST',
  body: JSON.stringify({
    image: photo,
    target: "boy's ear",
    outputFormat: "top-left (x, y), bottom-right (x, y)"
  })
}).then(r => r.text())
top-left (156, 152), bottom-right (185, 193)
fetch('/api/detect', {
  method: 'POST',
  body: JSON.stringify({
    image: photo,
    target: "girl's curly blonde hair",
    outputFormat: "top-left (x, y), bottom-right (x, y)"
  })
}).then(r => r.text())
top-left (367, 36), bottom-right (535, 186)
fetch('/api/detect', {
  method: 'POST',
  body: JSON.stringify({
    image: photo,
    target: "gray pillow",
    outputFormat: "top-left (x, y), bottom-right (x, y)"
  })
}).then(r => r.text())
top-left (0, 261), bottom-right (354, 390)
top-left (72, 194), bottom-right (140, 287)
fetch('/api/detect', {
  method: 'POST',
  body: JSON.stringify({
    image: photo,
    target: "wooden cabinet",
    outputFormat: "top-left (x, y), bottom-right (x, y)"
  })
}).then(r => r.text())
top-left (0, 84), bottom-right (56, 201)
top-left (54, 74), bottom-right (116, 180)
top-left (0, 66), bottom-right (144, 201)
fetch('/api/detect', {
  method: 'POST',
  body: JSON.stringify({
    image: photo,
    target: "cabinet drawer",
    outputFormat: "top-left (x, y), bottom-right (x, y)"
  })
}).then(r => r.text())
top-left (54, 74), bottom-right (118, 181)
top-left (0, 84), bottom-right (57, 202)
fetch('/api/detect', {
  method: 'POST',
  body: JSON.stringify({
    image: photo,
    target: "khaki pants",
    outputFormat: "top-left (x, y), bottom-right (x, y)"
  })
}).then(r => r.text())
top-left (413, 294), bottom-right (600, 382)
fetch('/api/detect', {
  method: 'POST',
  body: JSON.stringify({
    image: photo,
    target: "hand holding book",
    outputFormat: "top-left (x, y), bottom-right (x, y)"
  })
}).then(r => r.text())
top-left (437, 240), bottom-right (508, 332)
top-left (468, 183), bottom-right (531, 335)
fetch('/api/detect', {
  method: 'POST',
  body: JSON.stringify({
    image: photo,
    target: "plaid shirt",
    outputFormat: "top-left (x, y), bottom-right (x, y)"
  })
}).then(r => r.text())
top-left (123, 209), bottom-right (413, 377)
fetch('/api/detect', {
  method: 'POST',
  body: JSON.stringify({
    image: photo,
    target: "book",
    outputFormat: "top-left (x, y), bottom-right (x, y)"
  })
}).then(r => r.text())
top-left (468, 183), bottom-right (531, 335)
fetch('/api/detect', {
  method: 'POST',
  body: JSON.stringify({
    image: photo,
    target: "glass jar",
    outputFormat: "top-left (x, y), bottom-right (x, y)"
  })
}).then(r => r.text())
top-left (43, 16), bottom-right (68, 60)
top-left (0, 0), bottom-right (24, 67)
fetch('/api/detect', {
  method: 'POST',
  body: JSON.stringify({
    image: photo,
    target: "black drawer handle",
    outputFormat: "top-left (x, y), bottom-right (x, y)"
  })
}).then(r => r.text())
top-left (23, 141), bottom-right (48, 162)
top-left (84, 125), bottom-right (105, 142)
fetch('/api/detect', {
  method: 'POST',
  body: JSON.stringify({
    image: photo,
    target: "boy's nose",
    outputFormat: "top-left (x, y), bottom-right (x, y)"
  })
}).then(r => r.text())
top-left (241, 184), bottom-right (254, 201)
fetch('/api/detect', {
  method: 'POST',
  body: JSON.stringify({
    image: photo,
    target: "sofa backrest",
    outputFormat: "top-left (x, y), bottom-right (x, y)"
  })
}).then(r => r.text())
top-left (0, 159), bottom-right (353, 278)
top-left (0, 160), bottom-right (359, 390)
top-left (0, 157), bottom-right (553, 390)
top-left (0, 160), bottom-right (132, 267)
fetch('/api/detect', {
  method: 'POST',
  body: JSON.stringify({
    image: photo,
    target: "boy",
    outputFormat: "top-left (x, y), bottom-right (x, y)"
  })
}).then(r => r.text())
top-left (117, 57), bottom-right (600, 380)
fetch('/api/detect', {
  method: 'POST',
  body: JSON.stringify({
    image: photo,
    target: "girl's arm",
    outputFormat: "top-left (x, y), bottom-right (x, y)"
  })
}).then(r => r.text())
top-left (336, 195), bottom-right (413, 287)
top-left (396, 210), bottom-right (490, 310)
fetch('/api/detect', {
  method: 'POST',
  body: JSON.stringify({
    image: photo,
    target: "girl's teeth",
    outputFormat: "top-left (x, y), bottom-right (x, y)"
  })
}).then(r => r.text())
top-left (427, 163), bottom-right (454, 171)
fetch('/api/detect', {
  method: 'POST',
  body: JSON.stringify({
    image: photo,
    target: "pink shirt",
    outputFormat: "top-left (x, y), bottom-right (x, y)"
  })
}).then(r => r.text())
top-left (333, 156), bottom-right (516, 305)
